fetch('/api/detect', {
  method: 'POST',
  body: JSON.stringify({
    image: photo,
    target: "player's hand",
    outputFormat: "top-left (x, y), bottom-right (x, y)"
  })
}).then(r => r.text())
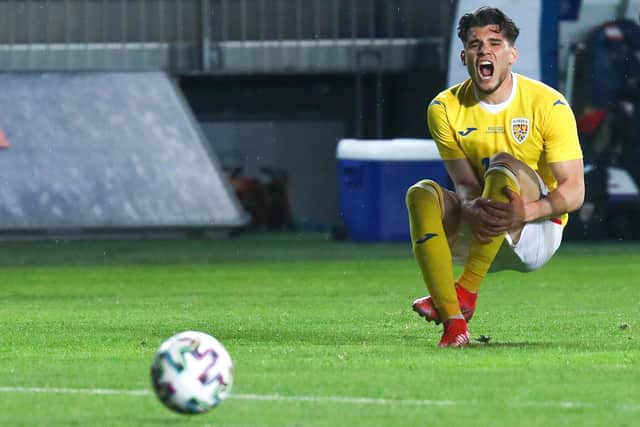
top-left (462, 198), bottom-right (511, 243)
top-left (473, 188), bottom-right (527, 239)
top-left (502, 187), bottom-right (526, 231)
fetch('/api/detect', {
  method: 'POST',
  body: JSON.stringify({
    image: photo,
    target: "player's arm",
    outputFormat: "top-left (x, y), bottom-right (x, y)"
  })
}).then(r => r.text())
top-left (522, 159), bottom-right (584, 222)
top-left (526, 97), bottom-right (585, 221)
top-left (505, 98), bottom-right (585, 224)
top-left (444, 158), bottom-right (482, 201)
top-left (426, 96), bottom-right (482, 202)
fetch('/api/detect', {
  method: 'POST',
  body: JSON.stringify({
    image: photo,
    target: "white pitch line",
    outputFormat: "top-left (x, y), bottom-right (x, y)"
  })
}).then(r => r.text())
top-left (0, 386), bottom-right (150, 396)
top-left (0, 386), bottom-right (638, 412)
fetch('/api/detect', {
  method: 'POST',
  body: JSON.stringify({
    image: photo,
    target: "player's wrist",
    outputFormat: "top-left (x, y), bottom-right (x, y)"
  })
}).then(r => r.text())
top-left (524, 198), bottom-right (551, 223)
top-left (460, 198), bottom-right (478, 219)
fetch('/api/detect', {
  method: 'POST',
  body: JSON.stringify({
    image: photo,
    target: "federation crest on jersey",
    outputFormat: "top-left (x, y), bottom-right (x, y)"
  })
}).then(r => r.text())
top-left (510, 118), bottom-right (530, 144)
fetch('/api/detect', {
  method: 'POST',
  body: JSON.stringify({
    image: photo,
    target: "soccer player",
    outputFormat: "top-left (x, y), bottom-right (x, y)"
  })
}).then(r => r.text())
top-left (406, 7), bottom-right (584, 347)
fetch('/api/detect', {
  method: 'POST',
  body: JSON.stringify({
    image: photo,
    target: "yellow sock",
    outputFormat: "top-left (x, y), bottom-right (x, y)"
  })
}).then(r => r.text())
top-left (456, 269), bottom-right (483, 292)
top-left (461, 165), bottom-right (520, 288)
top-left (406, 180), bottom-right (460, 320)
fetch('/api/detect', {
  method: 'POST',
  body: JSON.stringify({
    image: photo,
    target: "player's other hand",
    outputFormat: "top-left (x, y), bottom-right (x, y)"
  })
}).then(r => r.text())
top-left (463, 188), bottom-right (525, 243)
top-left (502, 187), bottom-right (526, 231)
top-left (462, 197), bottom-right (510, 243)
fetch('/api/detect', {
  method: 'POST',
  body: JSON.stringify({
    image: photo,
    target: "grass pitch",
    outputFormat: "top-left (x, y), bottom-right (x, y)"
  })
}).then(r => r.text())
top-left (0, 233), bottom-right (638, 426)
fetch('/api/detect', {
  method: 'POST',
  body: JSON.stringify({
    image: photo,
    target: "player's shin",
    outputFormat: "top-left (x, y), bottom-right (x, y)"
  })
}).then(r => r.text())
top-left (459, 165), bottom-right (520, 291)
top-left (406, 180), bottom-right (460, 320)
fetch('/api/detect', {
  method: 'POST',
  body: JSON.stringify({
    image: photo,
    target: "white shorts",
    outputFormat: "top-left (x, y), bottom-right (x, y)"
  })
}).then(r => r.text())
top-left (450, 174), bottom-right (564, 273)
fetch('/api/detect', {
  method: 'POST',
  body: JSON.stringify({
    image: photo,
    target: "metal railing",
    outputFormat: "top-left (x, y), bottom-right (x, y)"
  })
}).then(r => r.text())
top-left (0, 0), bottom-right (450, 73)
top-left (207, 0), bottom-right (444, 41)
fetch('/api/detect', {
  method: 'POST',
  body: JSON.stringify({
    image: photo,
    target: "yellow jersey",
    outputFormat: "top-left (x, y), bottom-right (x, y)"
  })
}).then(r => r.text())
top-left (427, 73), bottom-right (583, 224)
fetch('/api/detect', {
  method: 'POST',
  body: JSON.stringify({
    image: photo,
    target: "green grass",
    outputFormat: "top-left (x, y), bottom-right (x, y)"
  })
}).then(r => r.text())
top-left (0, 233), bottom-right (638, 426)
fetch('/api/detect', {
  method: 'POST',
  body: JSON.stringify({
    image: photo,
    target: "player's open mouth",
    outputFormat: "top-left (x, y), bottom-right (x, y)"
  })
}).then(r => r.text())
top-left (478, 61), bottom-right (494, 80)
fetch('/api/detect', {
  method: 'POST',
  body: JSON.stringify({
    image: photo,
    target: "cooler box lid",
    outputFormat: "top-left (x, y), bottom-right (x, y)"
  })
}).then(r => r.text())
top-left (337, 138), bottom-right (441, 161)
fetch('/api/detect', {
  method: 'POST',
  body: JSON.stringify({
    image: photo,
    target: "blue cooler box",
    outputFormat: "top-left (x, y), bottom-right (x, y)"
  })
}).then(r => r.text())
top-left (337, 138), bottom-right (450, 242)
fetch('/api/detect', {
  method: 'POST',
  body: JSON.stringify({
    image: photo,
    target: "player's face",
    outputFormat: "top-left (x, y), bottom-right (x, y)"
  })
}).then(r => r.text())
top-left (461, 24), bottom-right (518, 98)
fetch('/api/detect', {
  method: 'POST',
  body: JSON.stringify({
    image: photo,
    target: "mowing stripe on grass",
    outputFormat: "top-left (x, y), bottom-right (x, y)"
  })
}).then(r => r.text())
top-left (1, 386), bottom-right (638, 412)
top-left (232, 393), bottom-right (457, 407)
top-left (0, 386), bottom-right (149, 396)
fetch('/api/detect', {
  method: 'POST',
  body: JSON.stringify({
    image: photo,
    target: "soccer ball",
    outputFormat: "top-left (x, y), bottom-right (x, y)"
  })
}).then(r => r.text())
top-left (150, 331), bottom-right (233, 414)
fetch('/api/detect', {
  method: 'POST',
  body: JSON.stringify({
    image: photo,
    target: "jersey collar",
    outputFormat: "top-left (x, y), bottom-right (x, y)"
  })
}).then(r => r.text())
top-left (477, 72), bottom-right (518, 114)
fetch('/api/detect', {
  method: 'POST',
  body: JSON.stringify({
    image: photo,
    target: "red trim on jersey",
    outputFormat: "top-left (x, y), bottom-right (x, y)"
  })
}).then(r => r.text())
top-left (550, 218), bottom-right (563, 225)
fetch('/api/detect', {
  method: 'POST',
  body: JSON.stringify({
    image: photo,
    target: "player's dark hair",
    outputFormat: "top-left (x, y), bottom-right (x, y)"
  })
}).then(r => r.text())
top-left (457, 7), bottom-right (520, 45)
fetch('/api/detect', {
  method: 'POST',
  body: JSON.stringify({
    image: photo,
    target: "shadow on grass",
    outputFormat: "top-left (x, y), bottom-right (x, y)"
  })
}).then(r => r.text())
top-left (466, 341), bottom-right (581, 350)
top-left (111, 416), bottom-right (193, 426)
top-left (0, 232), bottom-right (413, 266)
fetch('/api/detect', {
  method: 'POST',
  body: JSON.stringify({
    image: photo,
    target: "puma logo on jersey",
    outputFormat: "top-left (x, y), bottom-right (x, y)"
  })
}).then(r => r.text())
top-left (458, 127), bottom-right (477, 136)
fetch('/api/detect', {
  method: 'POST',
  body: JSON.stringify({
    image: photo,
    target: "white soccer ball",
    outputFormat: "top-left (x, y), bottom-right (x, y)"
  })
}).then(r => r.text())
top-left (150, 331), bottom-right (233, 414)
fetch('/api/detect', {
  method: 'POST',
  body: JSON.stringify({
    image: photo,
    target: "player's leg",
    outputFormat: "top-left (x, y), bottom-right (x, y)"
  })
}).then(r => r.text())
top-left (457, 152), bottom-right (542, 293)
top-left (406, 179), bottom-right (470, 347)
top-left (406, 179), bottom-right (462, 321)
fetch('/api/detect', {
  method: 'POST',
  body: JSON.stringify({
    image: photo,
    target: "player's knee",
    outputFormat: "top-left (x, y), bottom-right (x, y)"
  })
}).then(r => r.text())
top-left (485, 164), bottom-right (517, 180)
top-left (489, 152), bottom-right (516, 166)
top-left (484, 163), bottom-right (521, 195)
top-left (406, 179), bottom-right (443, 206)
top-left (487, 152), bottom-right (519, 177)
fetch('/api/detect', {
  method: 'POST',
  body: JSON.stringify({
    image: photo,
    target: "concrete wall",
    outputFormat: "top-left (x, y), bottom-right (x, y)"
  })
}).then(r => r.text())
top-left (0, 72), bottom-right (247, 232)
